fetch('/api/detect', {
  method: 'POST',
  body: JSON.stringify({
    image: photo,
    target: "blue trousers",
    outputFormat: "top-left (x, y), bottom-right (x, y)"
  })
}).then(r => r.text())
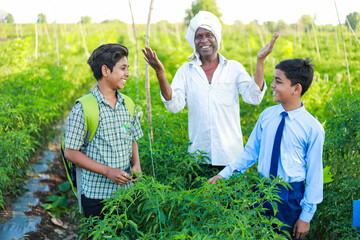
top-left (258, 181), bottom-right (305, 239)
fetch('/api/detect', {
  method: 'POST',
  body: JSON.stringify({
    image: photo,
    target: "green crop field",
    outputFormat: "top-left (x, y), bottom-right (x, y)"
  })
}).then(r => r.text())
top-left (0, 19), bottom-right (359, 239)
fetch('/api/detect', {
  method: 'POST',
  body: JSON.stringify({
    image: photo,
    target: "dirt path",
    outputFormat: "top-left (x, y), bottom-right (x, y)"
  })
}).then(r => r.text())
top-left (1, 143), bottom-right (80, 240)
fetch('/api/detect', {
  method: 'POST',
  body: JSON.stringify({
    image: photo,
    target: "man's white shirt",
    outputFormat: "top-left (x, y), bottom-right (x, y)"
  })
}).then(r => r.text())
top-left (161, 53), bottom-right (266, 166)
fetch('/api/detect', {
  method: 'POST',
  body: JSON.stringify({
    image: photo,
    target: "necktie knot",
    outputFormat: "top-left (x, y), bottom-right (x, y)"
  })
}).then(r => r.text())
top-left (281, 111), bottom-right (288, 118)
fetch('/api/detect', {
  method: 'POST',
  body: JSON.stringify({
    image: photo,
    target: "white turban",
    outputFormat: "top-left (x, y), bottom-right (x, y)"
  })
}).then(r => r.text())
top-left (184, 11), bottom-right (222, 64)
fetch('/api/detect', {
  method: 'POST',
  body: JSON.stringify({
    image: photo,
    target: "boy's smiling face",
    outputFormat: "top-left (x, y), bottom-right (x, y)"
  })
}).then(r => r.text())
top-left (271, 69), bottom-right (299, 104)
top-left (104, 56), bottom-right (130, 90)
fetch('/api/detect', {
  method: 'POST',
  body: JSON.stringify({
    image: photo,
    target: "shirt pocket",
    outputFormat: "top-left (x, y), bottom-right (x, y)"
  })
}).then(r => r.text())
top-left (215, 83), bottom-right (237, 107)
top-left (119, 122), bottom-right (134, 142)
top-left (96, 119), bottom-right (132, 164)
top-left (282, 142), bottom-right (305, 171)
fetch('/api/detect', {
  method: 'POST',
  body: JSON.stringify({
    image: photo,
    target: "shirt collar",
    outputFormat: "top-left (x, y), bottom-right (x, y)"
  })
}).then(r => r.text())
top-left (189, 52), bottom-right (227, 67)
top-left (279, 102), bottom-right (305, 120)
top-left (93, 86), bottom-right (125, 106)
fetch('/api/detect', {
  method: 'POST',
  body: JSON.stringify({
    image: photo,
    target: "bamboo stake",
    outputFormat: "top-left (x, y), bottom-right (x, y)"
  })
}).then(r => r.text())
top-left (174, 23), bottom-right (181, 45)
top-left (335, 26), bottom-right (340, 54)
top-left (16, 24), bottom-right (19, 39)
top-left (306, 26), bottom-right (312, 48)
top-left (256, 26), bottom-right (265, 48)
top-left (293, 29), bottom-right (297, 50)
top-left (347, 20), bottom-right (352, 47)
top-left (297, 24), bottom-right (302, 49)
top-left (311, 18), bottom-right (321, 59)
top-left (64, 24), bottom-right (69, 45)
top-left (44, 23), bottom-right (51, 43)
top-left (245, 30), bottom-right (253, 78)
top-left (61, 23), bottom-right (66, 38)
top-left (35, 22), bottom-right (38, 59)
top-left (128, 0), bottom-right (139, 79)
top-left (334, 0), bottom-right (352, 94)
top-left (145, 0), bottom-right (155, 142)
top-left (188, 8), bottom-right (194, 19)
top-left (79, 22), bottom-right (89, 57)
top-left (55, 21), bottom-right (60, 66)
top-left (345, 18), bottom-right (360, 45)
top-left (99, 25), bottom-right (106, 43)
top-left (20, 24), bottom-right (23, 38)
top-left (326, 29), bottom-right (330, 46)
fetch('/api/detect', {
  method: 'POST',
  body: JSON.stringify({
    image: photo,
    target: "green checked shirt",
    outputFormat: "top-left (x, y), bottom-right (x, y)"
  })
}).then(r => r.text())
top-left (65, 86), bottom-right (143, 199)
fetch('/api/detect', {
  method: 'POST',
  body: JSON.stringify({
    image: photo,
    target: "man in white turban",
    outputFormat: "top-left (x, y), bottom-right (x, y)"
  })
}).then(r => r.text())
top-left (142, 11), bottom-right (278, 170)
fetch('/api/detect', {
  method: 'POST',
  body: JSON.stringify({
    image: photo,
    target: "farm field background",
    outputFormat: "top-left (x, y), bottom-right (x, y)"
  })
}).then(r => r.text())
top-left (0, 19), bottom-right (360, 239)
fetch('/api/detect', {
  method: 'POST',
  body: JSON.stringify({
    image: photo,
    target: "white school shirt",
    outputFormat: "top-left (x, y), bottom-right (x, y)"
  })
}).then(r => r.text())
top-left (161, 53), bottom-right (266, 166)
top-left (219, 104), bottom-right (325, 222)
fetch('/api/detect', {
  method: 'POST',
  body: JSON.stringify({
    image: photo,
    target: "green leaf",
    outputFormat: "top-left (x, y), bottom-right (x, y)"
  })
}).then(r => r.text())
top-left (59, 182), bottom-right (70, 192)
top-left (323, 166), bottom-right (334, 184)
top-left (127, 220), bottom-right (138, 231)
top-left (42, 203), bottom-right (53, 210)
top-left (45, 194), bottom-right (57, 202)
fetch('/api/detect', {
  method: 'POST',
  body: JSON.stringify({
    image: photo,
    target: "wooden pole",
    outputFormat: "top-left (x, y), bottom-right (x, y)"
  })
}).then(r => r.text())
top-left (145, 0), bottom-right (155, 142)
top-left (306, 26), bottom-right (312, 48)
top-left (345, 18), bottom-right (360, 45)
top-left (35, 22), bottom-right (38, 59)
top-left (326, 29), bottom-right (330, 46)
top-left (245, 30), bottom-right (253, 78)
top-left (44, 23), bottom-right (51, 43)
top-left (256, 25), bottom-right (265, 48)
top-left (55, 21), bottom-right (60, 66)
top-left (297, 24), bottom-right (302, 49)
top-left (334, 0), bottom-right (352, 94)
top-left (335, 26), bottom-right (340, 54)
top-left (20, 24), bottom-right (23, 38)
top-left (128, 0), bottom-right (140, 79)
top-left (16, 24), bottom-right (19, 39)
top-left (311, 18), bottom-right (321, 59)
top-left (174, 23), bottom-right (181, 45)
top-left (79, 22), bottom-right (89, 57)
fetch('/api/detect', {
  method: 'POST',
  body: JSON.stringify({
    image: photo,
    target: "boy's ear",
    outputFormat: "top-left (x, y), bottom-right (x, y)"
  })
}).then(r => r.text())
top-left (293, 83), bottom-right (302, 95)
top-left (101, 65), bottom-right (109, 77)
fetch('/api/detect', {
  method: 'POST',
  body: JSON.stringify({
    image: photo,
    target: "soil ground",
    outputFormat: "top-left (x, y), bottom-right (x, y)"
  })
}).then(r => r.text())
top-left (0, 143), bottom-right (80, 240)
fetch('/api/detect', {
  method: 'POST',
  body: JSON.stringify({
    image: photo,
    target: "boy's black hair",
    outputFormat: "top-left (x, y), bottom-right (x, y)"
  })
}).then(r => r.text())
top-left (87, 43), bottom-right (129, 81)
top-left (275, 57), bottom-right (314, 96)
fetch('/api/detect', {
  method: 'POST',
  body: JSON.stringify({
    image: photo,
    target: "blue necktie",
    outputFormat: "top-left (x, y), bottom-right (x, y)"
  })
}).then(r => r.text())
top-left (269, 111), bottom-right (288, 179)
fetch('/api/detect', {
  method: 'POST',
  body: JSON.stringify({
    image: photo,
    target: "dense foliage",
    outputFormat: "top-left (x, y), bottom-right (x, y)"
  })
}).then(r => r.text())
top-left (79, 174), bottom-right (291, 240)
top-left (0, 21), bottom-right (359, 239)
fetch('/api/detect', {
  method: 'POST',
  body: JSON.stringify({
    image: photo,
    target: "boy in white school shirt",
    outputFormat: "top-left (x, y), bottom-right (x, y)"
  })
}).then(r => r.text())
top-left (209, 58), bottom-right (325, 239)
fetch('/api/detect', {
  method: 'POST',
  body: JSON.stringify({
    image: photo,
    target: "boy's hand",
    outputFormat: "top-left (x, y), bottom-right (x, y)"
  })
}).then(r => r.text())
top-left (142, 46), bottom-right (165, 73)
top-left (292, 218), bottom-right (310, 239)
top-left (257, 32), bottom-right (279, 61)
top-left (106, 168), bottom-right (132, 185)
top-left (131, 165), bottom-right (142, 183)
top-left (208, 175), bottom-right (223, 184)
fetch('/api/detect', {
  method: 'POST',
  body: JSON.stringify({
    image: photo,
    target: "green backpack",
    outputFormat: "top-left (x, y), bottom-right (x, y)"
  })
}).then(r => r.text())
top-left (60, 93), bottom-right (135, 212)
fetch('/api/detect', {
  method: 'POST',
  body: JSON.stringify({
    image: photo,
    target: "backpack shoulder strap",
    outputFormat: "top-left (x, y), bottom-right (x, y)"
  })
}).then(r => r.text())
top-left (76, 93), bottom-right (99, 143)
top-left (120, 93), bottom-right (135, 119)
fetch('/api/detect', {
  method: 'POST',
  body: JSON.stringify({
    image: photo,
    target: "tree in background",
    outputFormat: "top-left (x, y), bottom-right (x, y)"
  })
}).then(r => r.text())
top-left (346, 12), bottom-right (360, 31)
top-left (80, 16), bottom-right (91, 24)
top-left (5, 13), bottom-right (14, 24)
top-left (101, 19), bottom-right (124, 24)
top-left (37, 13), bottom-right (47, 23)
top-left (276, 19), bottom-right (291, 34)
top-left (0, 10), bottom-right (12, 23)
top-left (184, 0), bottom-right (222, 25)
top-left (264, 21), bottom-right (277, 33)
top-left (297, 14), bottom-right (314, 32)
